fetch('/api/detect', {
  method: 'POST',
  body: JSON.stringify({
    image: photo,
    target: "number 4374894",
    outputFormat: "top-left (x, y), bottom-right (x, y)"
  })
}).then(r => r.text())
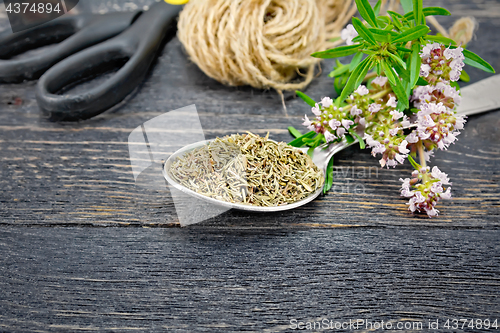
top-left (6, 2), bottom-right (62, 14)
top-left (444, 319), bottom-right (498, 330)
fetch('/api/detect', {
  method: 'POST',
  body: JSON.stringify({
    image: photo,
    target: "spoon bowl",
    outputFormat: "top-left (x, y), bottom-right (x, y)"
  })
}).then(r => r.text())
top-left (162, 140), bottom-right (324, 212)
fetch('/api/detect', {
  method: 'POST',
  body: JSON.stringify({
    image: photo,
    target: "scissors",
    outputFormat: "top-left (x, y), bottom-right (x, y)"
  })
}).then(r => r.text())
top-left (0, 1), bottom-right (186, 121)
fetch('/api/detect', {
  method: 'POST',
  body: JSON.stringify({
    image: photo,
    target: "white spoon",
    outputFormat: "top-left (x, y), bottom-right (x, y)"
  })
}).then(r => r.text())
top-left (163, 74), bottom-right (500, 212)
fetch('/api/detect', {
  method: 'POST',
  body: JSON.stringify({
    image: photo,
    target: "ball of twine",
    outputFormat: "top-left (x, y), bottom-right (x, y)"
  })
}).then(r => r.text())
top-left (177, 0), bottom-right (356, 93)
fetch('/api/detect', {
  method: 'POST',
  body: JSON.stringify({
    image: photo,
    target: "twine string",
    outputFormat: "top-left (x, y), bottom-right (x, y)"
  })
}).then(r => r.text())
top-left (178, 0), bottom-right (356, 92)
top-left (178, 0), bottom-right (476, 93)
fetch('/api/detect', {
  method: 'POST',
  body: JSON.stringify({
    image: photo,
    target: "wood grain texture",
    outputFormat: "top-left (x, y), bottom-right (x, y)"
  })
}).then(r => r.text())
top-left (1, 226), bottom-right (499, 332)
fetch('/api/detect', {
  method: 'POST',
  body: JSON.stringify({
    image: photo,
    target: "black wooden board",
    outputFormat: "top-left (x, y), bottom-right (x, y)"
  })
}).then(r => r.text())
top-left (1, 226), bottom-right (499, 332)
top-left (0, 0), bottom-right (499, 331)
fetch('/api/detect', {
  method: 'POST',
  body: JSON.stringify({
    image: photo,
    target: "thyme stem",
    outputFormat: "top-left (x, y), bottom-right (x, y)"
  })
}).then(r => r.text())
top-left (417, 140), bottom-right (429, 182)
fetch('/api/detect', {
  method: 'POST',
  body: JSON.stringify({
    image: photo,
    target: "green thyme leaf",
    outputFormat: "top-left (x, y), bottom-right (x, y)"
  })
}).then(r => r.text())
top-left (334, 72), bottom-right (350, 95)
top-left (391, 25), bottom-right (430, 44)
top-left (344, 133), bottom-right (355, 144)
top-left (288, 126), bottom-right (303, 139)
top-left (373, 0), bottom-right (382, 16)
top-left (333, 76), bottom-right (343, 95)
top-left (413, 0), bottom-right (424, 24)
top-left (460, 69), bottom-right (470, 82)
top-left (295, 91), bottom-right (316, 107)
top-left (349, 52), bottom-right (364, 71)
top-left (407, 155), bottom-right (421, 170)
top-left (416, 77), bottom-right (429, 86)
top-left (350, 131), bottom-right (366, 149)
top-left (404, 7), bottom-right (451, 21)
top-left (403, 76), bottom-right (412, 97)
top-left (382, 61), bottom-right (409, 108)
top-left (352, 17), bottom-right (377, 46)
top-left (462, 49), bottom-right (495, 73)
top-left (288, 131), bottom-right (316, 147)
top-left (303, 138), bottom-right (316, 145)
top-left (400, 0), bottom-right (413, 14)
top-left (311, 44), bottom-right (362, 58)
top-left (425, 35), bottom-right (457, 45)
top-left (323, 156), bottom-right (335, 193)
top-left (377, 16), bottom-right (392, 28)
top-left (328, 64), bottom-right (349, 78)
top-left (351, 36), bottom-right (364, 44)
top-left (410, 43), bottom-right (421, 87)
top-left (387, 11), bottom-right (404, 30)
top-left (396, 99), bottom-right (406, 113)
top-left (387, 10), bottom-right (404, 20)
top-left (303, 134), bottom-right (324, 149)
top-left (392, 61), bottom-right (410, 81)
top-left (355, 58), bottom-right (373, 88)
top-left (396, 46), bottom-right (412, 53)
top-left (355, 0), bottom-right (379, 28)
top-left (368, 28), bottom-right (399, 43)
top-left (307, 146), bottom-right (315, 158)
top-left (340, 56), bottom-right (372, 102)
top-left (386, 52), bottom-right (407, 70)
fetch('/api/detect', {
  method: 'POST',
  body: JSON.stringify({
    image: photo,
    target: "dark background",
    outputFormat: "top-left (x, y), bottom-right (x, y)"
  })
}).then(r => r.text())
top-left (0, 0), bottom-right (499, 331)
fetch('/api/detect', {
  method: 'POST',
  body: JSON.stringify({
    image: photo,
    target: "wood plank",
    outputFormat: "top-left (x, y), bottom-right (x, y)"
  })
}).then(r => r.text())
top-left (0, 226), bottom-right (499, 331)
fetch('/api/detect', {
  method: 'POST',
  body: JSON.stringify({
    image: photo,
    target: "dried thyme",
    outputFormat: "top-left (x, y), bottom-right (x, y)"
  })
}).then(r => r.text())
top-left (168, 132), bottom-right (324, 206)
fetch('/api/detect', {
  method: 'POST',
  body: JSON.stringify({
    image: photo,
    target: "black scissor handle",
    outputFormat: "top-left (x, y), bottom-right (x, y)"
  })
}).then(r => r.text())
top-left (0, 11), bottom-right (139, 83)
top-left (36, 2), bottom-right (182, 121)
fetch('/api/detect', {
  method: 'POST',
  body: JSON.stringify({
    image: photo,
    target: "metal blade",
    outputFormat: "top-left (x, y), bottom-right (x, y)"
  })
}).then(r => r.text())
top-left (456, 74), bottom-right (500, 116)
